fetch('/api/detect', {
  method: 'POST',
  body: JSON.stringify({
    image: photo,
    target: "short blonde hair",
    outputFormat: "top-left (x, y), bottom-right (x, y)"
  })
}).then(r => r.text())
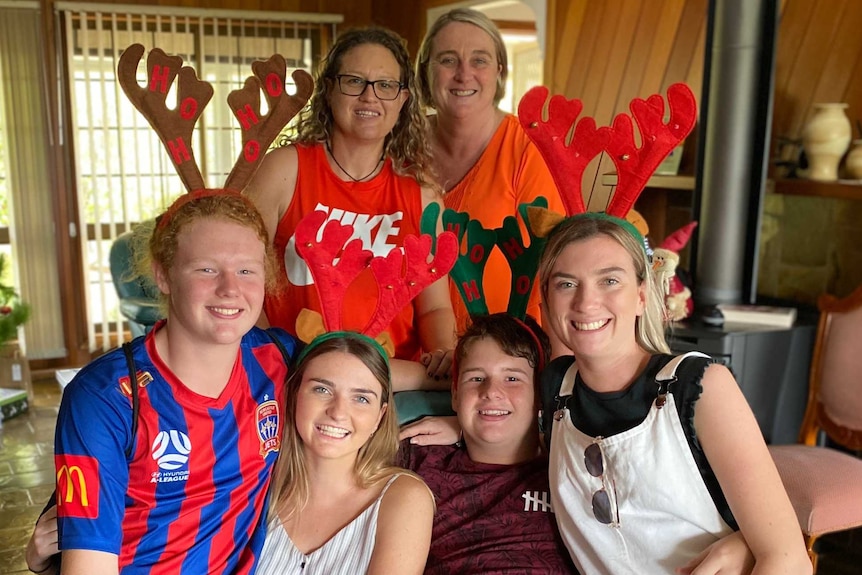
top-left (416, 8), bottom-right (508, 108)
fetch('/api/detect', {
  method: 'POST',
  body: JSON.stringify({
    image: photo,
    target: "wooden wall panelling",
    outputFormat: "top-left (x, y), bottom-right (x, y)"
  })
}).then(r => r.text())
top-left (683, 12), bottom-right (706, 91)
top-left (584, 0), bottom-right (644, 211)
top-left (843, 49), bottom-right (862, 140)
top-left (562, 1), bottom-right (603, 99)
top-left (638, 0), bottom-right (686, 97)
top-left (592, 0), bottom-right (644, 125)
top-left (773, 0), bottom-right (846, 144)
top-left (577, 0), bottom-right (625, 113)
top-left (808, 3), bottom-right (862, 135)
top-left (549, 0), bottom-right (587, 95)
top-left (771, 0), bottom-right (816, 164)
top-left (660, 0), bottom-right (706, 93)
top-left (545, 0), bottom-right (706, 213)
top-left (371, 0), bottom-right (421, 55)
top-left (617, 0), bottom-right (666, 111)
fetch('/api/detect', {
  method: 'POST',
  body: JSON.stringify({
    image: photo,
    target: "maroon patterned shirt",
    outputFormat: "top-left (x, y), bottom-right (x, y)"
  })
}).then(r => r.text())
top-left (399, 442), bottom-right (578, 574)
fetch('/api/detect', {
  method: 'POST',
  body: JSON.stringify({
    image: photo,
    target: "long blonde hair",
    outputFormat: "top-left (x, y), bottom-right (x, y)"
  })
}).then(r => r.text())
top-left (266, 335), bottom-right (418, 521)
top-left (538, 216), bottom-right (670, 355)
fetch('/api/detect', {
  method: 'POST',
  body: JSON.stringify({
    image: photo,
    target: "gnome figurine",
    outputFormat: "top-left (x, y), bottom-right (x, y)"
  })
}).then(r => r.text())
top-left (652, 221), bottom-right (697, 321)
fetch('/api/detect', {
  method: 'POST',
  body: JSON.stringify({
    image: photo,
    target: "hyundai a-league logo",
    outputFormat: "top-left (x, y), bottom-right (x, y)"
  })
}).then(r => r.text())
top-left (149, 430), bottom-right (191, 483)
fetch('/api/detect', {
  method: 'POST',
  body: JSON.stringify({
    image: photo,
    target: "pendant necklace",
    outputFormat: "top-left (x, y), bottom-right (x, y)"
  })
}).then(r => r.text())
top-left (326, 140), bottom-right (384, 182)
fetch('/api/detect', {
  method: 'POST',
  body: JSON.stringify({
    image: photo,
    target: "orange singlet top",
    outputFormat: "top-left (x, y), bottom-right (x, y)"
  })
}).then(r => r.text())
top-left (443, 115), bottom-right (564, 332)
top-left (264, 143), bottom-right (425, 360)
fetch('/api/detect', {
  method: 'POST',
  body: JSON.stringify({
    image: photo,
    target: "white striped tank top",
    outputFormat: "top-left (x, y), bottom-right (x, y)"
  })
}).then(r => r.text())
top-left (256, 474), bottom-right (403, 575)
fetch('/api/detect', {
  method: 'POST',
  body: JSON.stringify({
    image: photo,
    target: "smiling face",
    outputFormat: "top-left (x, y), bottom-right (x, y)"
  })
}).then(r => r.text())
top-left (294, 350), bottom-right (387, 464)
top-left (545, 235), bottom-right (647, 363)
top-left (154, 217), bottom-right (266, 348)
top-left (327, 42), bottom-right (408, 143)
top-left (427, 21), bottom-right (502, 119)
top-left (452, 337), bottom-right (538, 464)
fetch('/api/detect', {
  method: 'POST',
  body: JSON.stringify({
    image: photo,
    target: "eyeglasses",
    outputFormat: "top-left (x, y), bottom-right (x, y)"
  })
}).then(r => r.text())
top-left (334, 74), bottom-right (404, 101)
top-left (584, 441), bottom-right (620, 526)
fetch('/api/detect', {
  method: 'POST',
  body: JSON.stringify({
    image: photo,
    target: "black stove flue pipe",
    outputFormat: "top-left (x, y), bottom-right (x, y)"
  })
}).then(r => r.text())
top-left (690, 0), bottom-right (779, 320)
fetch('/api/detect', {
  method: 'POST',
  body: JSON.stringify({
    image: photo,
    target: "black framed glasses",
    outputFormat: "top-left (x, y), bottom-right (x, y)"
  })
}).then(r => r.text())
top-left (334, 74), bottom-right (404, 100)
top-left (585, 442), bottom-right (620, 526)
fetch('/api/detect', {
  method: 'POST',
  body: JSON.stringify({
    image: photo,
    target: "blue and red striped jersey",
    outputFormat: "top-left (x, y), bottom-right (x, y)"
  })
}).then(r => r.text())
top-left (55, 324), bottom-right (299, 574)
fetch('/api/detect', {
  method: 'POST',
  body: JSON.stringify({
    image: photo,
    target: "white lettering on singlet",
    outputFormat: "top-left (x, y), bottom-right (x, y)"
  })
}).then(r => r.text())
top-left (522, 490), bottom-right (554, 513)
top-left (285, 204), bottom-right (404, 286)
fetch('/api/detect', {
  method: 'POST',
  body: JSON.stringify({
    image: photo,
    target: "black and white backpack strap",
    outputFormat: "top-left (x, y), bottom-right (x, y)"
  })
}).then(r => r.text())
top-left (654, 351), bottom-right (710, 409)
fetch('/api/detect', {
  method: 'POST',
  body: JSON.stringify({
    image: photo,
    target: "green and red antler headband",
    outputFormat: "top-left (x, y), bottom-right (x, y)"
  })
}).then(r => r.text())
top-left (420, 197), bottom-right (549, 322)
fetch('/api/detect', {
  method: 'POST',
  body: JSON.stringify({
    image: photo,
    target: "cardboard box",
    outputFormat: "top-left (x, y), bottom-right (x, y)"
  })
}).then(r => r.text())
top-left (0, 387), bottom-right (28, 421)
top-left (0, 341), bottom-right (33, 404)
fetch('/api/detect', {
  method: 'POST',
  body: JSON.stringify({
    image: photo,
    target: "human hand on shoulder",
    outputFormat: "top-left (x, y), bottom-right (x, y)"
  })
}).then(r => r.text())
top-left (399, 415), bottom-right (460, 446)
top-left (420, 348), bottom-right (453, 380)
top-left (26, 505), bottom-right (59, 575)
top-left (676, 531), bottom-right (754, 575)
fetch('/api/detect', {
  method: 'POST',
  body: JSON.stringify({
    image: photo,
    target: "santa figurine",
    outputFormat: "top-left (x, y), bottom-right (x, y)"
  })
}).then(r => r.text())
top-left (652, 221), bottom-right (697, 321)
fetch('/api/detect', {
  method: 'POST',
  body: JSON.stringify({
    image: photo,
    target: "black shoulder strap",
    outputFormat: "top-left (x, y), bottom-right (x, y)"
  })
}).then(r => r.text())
top-left (122, 341), bottom-right (139, 460)
top-left (539, 356), bottom-right (574, 447)
top-left (264, 328), bottom-right (294, 372)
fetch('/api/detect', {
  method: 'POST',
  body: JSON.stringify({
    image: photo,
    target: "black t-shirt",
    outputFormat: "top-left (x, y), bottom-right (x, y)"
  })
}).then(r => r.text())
top-left (541, 353), bottom-right (738, 529)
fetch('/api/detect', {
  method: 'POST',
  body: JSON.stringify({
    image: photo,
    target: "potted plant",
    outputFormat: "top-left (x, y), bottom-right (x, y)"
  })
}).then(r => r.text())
top-left (0, 253), bottom-right (31, 423)
top-left (0, 253), bottom-right (30, 346)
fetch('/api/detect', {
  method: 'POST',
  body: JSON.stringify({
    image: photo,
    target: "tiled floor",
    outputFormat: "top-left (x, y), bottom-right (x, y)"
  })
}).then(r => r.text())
top-left (1, 377), bottom-right (860, 574)
top-left (0, 377), bottom-right (60, 574)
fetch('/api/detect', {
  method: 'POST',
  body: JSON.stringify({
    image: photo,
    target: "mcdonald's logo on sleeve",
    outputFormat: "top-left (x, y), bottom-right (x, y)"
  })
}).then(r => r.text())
top-left (55, 455), bottom-right (100, 519)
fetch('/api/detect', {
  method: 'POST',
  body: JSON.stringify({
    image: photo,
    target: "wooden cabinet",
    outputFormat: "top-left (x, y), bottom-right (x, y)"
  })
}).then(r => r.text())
top-left (601, 174), bottom-right (697, 262)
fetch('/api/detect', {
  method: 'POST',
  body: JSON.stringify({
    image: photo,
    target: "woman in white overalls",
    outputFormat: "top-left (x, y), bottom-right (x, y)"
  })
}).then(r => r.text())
top-left (537, 214), bottom-right (810, 575)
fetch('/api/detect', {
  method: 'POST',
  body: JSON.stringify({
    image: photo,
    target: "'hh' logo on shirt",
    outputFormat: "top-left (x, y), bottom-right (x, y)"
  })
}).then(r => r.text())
top-left (55, 454), bottom-right (100, 519)
top-left (285, 204), bottom-right (404, 286)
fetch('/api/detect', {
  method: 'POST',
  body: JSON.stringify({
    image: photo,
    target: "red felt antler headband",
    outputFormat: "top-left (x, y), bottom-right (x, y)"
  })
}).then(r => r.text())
top-left (518, 83), bottom-right (697, 221)
top-left (293, 209), bottom-right (458, 357)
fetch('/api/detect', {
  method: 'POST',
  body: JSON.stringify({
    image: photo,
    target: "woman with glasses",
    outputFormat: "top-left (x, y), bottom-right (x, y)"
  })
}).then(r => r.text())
top-left (246, 27), bottom-right (455, 384)
top-left (415, 8), bottom-right (565, 340)
top-left (537, 214), bottom-right (811, 574)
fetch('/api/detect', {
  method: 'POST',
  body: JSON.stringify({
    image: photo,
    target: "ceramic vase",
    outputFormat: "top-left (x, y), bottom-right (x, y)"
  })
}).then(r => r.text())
top-left (845, 140), bottom-right (862, 180)
top-left (802, 103), bottom-right (852, 181)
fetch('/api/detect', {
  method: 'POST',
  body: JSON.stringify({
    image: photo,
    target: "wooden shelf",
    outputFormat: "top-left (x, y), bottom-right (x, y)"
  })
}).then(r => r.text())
top-left (601, 173), bottom-right (695, 190)
top-left (772, 178), bottom-right (862, 201)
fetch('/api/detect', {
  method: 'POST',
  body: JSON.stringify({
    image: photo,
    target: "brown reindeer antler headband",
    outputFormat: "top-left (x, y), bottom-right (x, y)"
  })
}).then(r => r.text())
top-left (117, 43), bottom-right (314, 213)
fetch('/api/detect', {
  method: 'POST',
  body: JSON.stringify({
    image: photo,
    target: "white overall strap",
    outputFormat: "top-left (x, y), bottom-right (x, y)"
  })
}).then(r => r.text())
top-left (655, 351), bottom-right (711, 382)
top-left (559, 361), bottom-right (579, 396)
